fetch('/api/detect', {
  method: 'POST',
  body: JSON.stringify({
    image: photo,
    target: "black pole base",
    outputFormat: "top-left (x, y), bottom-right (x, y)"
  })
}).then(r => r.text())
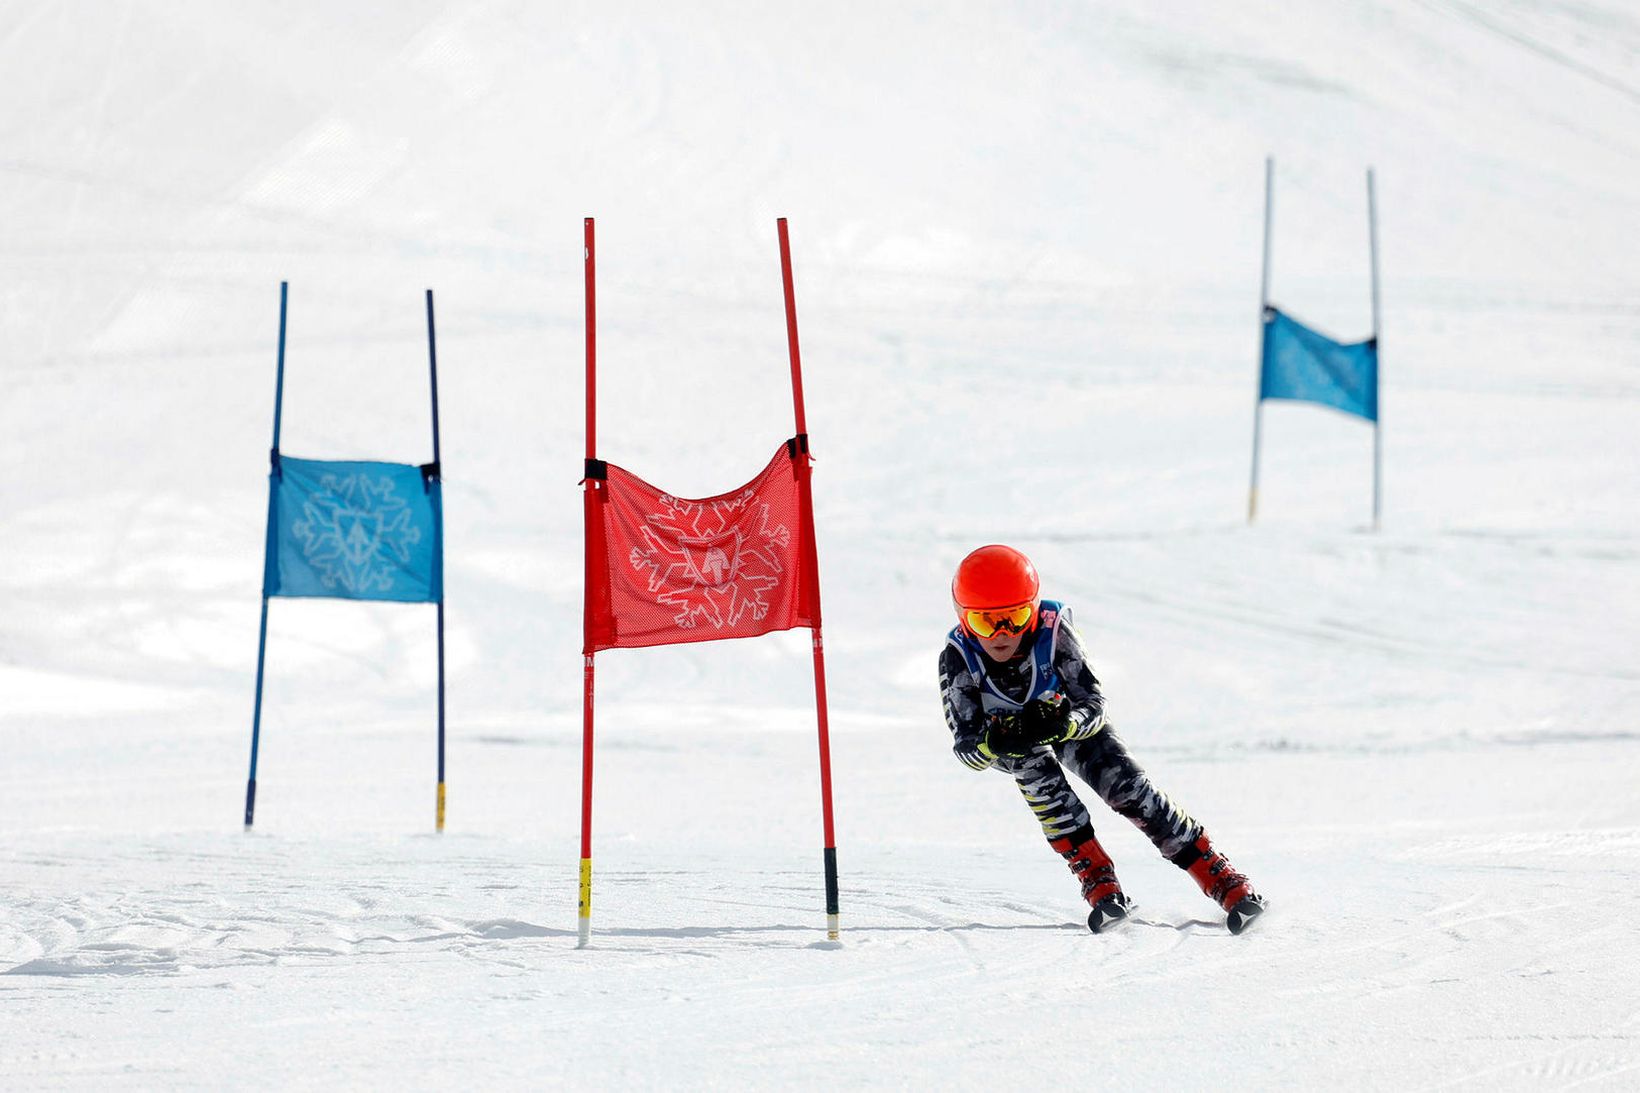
top-left (823, 846), bottom-right (839, 915)
top-left (243, 778), bottom-right (257, 830)
top-left (822, 846), bottom-right (840, 940)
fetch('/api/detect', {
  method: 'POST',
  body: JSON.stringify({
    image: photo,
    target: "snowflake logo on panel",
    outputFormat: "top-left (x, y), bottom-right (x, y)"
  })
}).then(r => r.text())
top-left (292, 472), bottom-right (422, 595)
top-left (628, 487), bottom-right (790, 630)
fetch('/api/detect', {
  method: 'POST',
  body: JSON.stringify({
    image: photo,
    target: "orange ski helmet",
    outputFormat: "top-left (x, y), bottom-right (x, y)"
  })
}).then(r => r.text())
top-left (952, 545), bottom-right (1041, 638)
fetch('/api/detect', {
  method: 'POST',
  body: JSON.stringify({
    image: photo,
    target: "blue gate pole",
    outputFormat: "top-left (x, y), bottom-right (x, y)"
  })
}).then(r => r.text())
top-left (1249, 156), bottom-right (1273, 524)
top-left (1368, 168), bottom-right (1382, 532)
top-left (426, 288), bottom-right (447, 832)
top-left (246, 598), bottom-right (270, 830)
top-left (246, 280), bottom-right (288, 830)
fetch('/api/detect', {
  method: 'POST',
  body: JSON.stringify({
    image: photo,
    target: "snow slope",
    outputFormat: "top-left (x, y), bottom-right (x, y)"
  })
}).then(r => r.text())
top-left (3, 1), bottom-right (1639, 1087)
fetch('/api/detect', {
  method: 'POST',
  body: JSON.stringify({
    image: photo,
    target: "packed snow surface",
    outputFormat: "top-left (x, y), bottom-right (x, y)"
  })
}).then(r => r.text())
top-left (4, 1), bottom-right (1639, 1088)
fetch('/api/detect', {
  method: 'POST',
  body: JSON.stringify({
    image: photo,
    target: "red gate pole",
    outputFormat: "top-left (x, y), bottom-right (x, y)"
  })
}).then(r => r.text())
top-left (578, 217), bottom-right (599, 948)
top-left (777, 217), bottom-right (840, 941)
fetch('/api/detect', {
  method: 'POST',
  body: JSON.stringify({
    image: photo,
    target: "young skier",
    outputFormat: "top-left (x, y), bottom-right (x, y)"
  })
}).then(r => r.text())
top-left (940, 544), bottom-right (1266, 934)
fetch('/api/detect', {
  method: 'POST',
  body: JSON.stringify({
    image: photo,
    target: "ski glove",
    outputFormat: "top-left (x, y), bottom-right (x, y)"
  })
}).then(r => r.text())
top-left (982, 696), bottom-right (1101, 760)
top-left (953, 737), bottom-right (994, 771)
top-left (978, 713), bottom-right (1043, 759)
top-left (1020, 693), bottom-right (1093, 744)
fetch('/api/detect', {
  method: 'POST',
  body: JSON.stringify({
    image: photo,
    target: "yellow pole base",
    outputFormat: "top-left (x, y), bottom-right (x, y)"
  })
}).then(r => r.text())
top-left (435, 781), bottom-right (446, 832)
top-left (826, 913), bottom-right (839, 942)
top-left (577, 857), bottom-right (593, 948)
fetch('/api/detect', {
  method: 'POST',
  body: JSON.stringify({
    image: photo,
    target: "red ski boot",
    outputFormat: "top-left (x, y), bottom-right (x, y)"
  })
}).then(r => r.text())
top-left (1050, 828), bottom-right (1132, 933)
top-left (1177, 833), bottom-right (1265, 934)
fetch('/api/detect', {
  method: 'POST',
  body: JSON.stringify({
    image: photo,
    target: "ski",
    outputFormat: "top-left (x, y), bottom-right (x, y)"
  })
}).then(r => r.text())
top-left (1086, 893), bottom-right (1134, 934)
top-left (1227, 895), bottom-right (1267, 935)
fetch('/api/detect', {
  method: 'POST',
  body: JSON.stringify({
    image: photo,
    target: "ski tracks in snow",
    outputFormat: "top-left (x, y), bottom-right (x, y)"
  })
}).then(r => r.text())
top-left (5, 813), bottom-right (1640, 1086)
top-left (0, 836), bottom-right (566, 982)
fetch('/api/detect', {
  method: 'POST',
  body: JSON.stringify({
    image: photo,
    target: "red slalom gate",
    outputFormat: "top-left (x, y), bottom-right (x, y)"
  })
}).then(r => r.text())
top-left (576, 218), bottom-right (839, 947)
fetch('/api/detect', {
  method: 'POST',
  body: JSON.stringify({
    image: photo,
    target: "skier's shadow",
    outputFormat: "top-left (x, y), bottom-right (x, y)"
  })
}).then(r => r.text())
top-left (600, 923), bottom-right (1069, 937)
top-left (591, 919), bottom-right (1222, 939)
top-left (584, 922), bottom-right (1080, 951)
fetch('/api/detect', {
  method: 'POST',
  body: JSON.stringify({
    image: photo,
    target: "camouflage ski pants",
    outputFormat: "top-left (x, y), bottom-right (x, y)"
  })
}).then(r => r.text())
top-left (997, 727), bottom-right (1202, 859)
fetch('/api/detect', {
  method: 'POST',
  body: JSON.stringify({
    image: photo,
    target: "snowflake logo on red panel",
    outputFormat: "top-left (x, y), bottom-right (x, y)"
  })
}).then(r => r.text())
top-left (628, 487), bottom-right (791, 630)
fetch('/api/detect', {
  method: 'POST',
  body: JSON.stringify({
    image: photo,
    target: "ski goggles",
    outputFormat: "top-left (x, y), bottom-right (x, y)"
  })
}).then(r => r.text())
top-left (962, 602), bottom-right (1037, 639)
